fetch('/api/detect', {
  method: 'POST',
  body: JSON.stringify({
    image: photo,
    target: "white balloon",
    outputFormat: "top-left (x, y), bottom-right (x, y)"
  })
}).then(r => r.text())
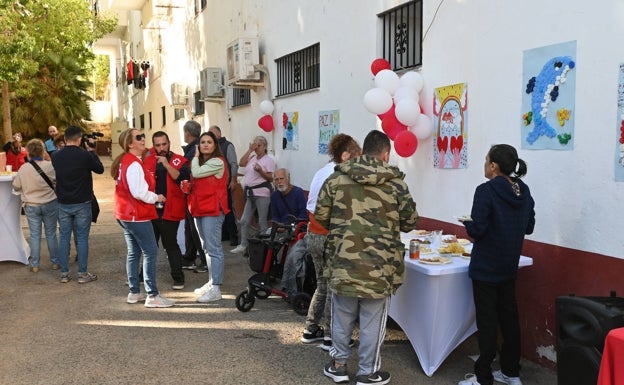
top-left (395, 98), bottom-right (421, 127)
top-left (400, 71), bottom-right (424, 93)
top-left (363, 88), bottom-right (393, 115)
top-left (259, 100), bottom-right (274, 115)
top-left (374, 69), bottom-right (401, 95)
top-left (409, 113), bottom-right (434, 139)
top-left (394, 86), bottom-right (420, 104)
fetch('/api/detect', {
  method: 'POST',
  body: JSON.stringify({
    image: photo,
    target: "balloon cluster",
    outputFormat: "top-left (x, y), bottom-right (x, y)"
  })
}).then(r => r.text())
top-left (364, 58), bottom-right (433, 157)
top-left (257, 100), bottom-right (275, 132)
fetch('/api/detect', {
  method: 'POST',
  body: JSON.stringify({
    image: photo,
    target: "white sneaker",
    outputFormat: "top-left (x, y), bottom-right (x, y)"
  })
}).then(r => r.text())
top-left (197, 286), bottom-right (222, 302)
top-left (230, 245), bottom-right (246, 254)
top-left (144, 294), bottom-right (175, 308)
top-left (127, 292), bottom-right (146, 304)
top-left (493, 370), bottom-right (522, 385)
top-left (194, 281), bottom-right (213, 295)
top-left (458, 373), bottom-right (481, 385)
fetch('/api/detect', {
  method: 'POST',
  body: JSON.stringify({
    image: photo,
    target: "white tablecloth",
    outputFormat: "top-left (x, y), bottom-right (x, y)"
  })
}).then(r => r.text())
top-left (0, 175), bottom-right (30, 264)
top-left (389, 252), bottom-right (533, 376)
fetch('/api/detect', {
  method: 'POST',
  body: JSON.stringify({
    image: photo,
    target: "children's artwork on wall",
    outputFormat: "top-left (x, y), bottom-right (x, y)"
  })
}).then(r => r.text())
top-left (282, 111), bottom-right (299, 150)
top-left (318, 110), bottom-right (340, 154)
top-left (615, 63), bottom-right (624, 182)
top-left (521, 41), bottom-right (576, 150)
top-left (433, 82), bottom-right (468, 169)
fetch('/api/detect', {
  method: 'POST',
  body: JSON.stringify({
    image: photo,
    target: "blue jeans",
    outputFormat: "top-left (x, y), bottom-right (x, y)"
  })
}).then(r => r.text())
top-left (58, 202), bottom-right (92, 274)
top-left (24, 200), bottom-right (59, 267)
top-left (118, 220), bottom-right (160, 295)
top-left (195, 214), bottom-right (225, 285)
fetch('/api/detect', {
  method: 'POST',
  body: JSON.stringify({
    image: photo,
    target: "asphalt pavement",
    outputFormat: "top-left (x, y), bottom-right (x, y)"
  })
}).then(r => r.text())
top-left (0, 157), bottom-right (557, 384)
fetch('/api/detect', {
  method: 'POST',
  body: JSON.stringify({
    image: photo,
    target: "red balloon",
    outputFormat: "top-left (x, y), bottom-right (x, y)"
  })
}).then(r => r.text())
top-left (258, 115), bottom-right (274, 132)
top-left (381, 115), bottom-right (407, 140)
top-left (394, 130), bottom-right (419, 157)
top-left (377, 103), bottom-right (395, 121)
top-left (371, 58), bottom-right (391, 76)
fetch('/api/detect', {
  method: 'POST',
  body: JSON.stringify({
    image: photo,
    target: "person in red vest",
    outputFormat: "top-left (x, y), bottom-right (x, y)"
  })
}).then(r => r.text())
top-left (188, 131), bottom-right (230, 303)
top-left (143, 131), bottom-right (190, 290)
top-left (111, 128), bottom-right (174, 308)
top-left (3, 132), bottom-right (27, 171)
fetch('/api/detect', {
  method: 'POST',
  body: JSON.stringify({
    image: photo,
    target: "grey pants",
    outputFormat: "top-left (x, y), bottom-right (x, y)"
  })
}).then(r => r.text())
top-left (330, 293), bottom-right (390, 376)
top-left (304, 232), bottom-right (331, 334)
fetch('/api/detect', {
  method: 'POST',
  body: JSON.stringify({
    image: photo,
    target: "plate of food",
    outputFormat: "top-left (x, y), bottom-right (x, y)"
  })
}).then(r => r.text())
top-left (455, 214), bottom-right (473, 222)
top-left (456, 238), bottom-right (471, 245)
top-left (415, 229), bottom-right (432, 236)
top-left (438, 243), bottom-right (466, 255)
top-left (418, 256), bottom-right (452, 265)
top-left (461, 252), bottom-right (471, 260)
top-left (419, 246), bottom-right (434, 255)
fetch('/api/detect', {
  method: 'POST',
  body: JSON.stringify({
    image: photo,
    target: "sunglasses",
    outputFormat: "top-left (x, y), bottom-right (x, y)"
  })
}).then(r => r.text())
top-left (135, 133), bottom-right (146, 141)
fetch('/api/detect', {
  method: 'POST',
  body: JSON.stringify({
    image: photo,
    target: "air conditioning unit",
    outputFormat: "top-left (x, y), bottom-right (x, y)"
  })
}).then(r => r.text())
top-left (226, 37), bottom-right (261, 86)
top-left (170, 83), bottom-right (188, 107)
top-left (200, 67), bottom-right (224, 99)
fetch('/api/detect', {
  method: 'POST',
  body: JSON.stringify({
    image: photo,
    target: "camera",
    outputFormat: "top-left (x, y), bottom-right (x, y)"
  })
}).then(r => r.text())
top-left (81, 131), bottom-right (104, 148)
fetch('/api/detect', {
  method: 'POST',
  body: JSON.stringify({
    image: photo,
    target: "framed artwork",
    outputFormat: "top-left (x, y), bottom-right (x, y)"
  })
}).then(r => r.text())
top-left (433, 82), bottom-right (468, 169)
top-left (318, 110), bottom-right (339, 154)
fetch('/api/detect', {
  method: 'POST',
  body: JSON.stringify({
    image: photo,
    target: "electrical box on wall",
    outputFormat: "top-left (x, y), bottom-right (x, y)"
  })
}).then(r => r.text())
top-left (226, 37), bottom-right (261, 85)
top-left (200, 67), bottom-right (224, 99)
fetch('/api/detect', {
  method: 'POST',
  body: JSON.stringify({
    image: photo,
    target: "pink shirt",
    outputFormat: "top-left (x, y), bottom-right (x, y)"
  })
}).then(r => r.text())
top-left (244, 153), bottom-right (275, 197)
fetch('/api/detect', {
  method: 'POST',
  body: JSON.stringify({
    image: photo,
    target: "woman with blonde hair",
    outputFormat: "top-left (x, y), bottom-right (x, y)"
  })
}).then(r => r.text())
top-left (12, 139), bottom-right (59, 272)
top-left (112, 128), bottom-right (174, 308)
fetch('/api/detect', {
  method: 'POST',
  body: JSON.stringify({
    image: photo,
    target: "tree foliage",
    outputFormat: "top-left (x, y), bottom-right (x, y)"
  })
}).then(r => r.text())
top-left (0, 0), bottom-right (116, 139)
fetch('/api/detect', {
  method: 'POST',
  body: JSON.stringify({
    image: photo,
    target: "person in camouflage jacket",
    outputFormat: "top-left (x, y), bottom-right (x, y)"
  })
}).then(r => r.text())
top-left (315, 130), bottom-right (418, 385)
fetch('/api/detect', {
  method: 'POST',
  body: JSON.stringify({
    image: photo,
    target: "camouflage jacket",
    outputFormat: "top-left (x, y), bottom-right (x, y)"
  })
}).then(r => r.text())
top-left (314, 155), bottom-right (418, 299)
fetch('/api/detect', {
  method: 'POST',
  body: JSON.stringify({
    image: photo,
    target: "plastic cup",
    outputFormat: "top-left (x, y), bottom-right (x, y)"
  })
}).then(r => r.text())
top-left (5, 165), bottom-right (12, 172)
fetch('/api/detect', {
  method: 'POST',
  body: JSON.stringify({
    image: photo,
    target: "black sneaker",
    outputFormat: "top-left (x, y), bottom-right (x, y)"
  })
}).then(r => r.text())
top-left (323, 361), bottom-right (349, 383)
top-left (301, 327), bottom-right (324, 343)
top-left (319, 337), bottom-right (356, 351)
top-left (355, 371), bottom-right (391, 385)
top-left (181, 262), bottom-right (196, 270)
top-left (194, 264), bottom-right (208, 273)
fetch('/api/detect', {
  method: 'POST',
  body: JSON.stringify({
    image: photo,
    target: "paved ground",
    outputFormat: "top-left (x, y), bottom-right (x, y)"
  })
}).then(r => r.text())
top-left (0, 157), bottom-right (557, 385)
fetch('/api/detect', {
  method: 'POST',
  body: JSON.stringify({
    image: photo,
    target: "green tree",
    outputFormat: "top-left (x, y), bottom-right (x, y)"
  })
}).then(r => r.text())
top-left (0, 0), bottom-right (116, 140)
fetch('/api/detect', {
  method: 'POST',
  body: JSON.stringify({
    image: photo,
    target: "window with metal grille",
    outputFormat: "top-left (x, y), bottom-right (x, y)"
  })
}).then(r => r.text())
top-left (275, 43), bottom-right (320, 97)
top-left (174, 108), bottom-right (185, 121)
top-left (194, 91), bottom-right (205, 115)
top-left (231, 88), bottom-right (251, 108)
top-left (140, 114), bottom-right (145, 129)
top-left (161, 106), bottom-right (166, 126)
top-left (149, 112), bottom-right (152, 130)
top-left (379, 0), bottom-right (423, 71)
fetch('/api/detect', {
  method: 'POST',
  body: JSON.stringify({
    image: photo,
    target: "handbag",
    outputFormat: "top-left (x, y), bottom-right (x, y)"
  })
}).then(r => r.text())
top-left (91, 193), bottom-right (100, 223)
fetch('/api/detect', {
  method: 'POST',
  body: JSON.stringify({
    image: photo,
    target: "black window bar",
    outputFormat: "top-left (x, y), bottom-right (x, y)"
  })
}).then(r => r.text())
top-left (232, 88), bottom-right (251, 108)
top-left (379, 0), bottom-right (423, 71)
top-left (194, 91), bottom-right (204, 115)
top-left (276, 43), bottom-right (320, 97)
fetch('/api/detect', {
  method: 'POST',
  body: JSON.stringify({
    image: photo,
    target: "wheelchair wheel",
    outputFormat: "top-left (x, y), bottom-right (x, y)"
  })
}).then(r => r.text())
top-left (255, 289), bottom-right (270, 299)
top-left (291, 292), bottom-right (311, 316)
top-left (235, 290), bottom-right (255, 312)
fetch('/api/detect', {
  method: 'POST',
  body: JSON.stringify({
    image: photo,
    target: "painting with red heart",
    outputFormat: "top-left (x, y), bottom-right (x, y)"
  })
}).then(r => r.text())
top-left (433, 83), bottom-right (468, 169)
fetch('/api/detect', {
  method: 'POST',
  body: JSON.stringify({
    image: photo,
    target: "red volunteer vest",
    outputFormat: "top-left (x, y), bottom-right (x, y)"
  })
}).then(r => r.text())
top-left (188, 157), bottom-right (230, 217)
top-left (143, 152), bottom-right (188, 221)
top-left (114, 153), bottom-right (157, 221)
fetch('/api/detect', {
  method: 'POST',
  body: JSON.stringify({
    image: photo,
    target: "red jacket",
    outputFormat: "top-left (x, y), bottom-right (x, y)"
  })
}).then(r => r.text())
top-left (143, 152), bottom-right (188, 221)
top-left (6, 146), bottom-right (27, 171)
top-left (114, 153), bottom-right (157, 221)
top-left (188, 157), bottom-right (230, 217)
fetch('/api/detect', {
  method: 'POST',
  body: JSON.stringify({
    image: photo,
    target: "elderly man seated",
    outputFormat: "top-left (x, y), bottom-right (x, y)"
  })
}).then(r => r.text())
top-left (270, 168), bottom-right (309, 225)
top-left (269, 168), bottom-right (310, 298)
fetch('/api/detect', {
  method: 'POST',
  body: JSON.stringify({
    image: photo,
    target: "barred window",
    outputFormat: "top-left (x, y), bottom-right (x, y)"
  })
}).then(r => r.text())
top-left (379, 0), bottom-right (423, 71)
top-left (275, 43), bottom-right (320, 97)
top-left (161, 106), bottom-right (166, 126)
top-left (139, 114), bottom-right (145, 129)
top-left (174, 108), bottom-right (185, 121)
top-left (149, 112), bottom-right (152, 130)
top-left (231, 88), bottom-right (251, 108)
top-left (194, 91), bottom-right (205, 115)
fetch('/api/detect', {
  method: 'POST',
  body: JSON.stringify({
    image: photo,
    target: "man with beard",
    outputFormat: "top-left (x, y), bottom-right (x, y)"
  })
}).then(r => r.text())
top-left (270, 168), bottom-right (308, 225)
top-left (144, 131), bottom-right (190, 289)
top-left (45, 126), bottom-right (59, 155)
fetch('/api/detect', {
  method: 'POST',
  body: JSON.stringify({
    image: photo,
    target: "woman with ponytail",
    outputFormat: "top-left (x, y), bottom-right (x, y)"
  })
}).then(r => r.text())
top-left (458, 144), bottom-right (535, 385)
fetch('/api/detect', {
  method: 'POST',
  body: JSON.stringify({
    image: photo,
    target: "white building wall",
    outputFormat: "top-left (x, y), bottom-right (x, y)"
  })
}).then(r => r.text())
top-left (113, 0), bottom-right (624, 260)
